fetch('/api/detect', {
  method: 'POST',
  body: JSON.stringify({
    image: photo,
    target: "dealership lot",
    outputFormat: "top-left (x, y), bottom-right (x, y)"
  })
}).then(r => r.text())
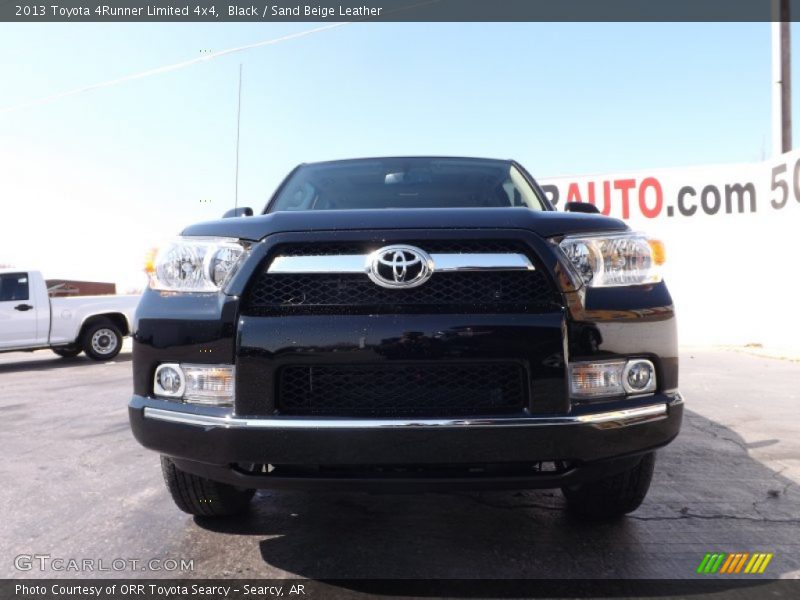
top-left (1, 346), bottom-right (798, 579)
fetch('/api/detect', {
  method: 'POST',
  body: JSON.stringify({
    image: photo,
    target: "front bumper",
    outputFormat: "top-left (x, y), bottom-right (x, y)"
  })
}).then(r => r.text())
top-left (128, 392), bottom-right (683, 491)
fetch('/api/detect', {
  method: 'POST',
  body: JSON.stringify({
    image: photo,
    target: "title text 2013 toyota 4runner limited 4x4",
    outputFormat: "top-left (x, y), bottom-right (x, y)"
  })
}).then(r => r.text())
top-left (129, 157), bottom-right (682, 519)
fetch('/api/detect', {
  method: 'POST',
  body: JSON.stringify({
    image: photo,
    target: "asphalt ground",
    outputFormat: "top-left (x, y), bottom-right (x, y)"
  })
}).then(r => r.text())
top-left (1, 344), bottom-right (799, 581)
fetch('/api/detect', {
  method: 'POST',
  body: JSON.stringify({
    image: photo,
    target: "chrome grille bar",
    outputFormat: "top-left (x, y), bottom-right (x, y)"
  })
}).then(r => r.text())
top-left (268, 253), bottom-right (534, 274)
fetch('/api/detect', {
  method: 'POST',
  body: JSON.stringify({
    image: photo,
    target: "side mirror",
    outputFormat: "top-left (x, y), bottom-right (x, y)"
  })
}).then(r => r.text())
top-left (222, 207), bottom-right (254, 218)
top-left (563, 201), bottom-right (599, 214)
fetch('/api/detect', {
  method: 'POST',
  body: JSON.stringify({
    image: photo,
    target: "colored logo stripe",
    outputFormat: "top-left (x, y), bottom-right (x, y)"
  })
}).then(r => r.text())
top-left (745, 553), bottom-right (774, 574)
top-left (720, 553), bottom-right (747, 573)
top-left (696, 553), bottom-right (713, 573)
top-left (698, 553), bottom-right (773, 574)
top-left (734, 553), bottom-right (750, 573)
top-left (697, 553), bottom-right (726, 573)
top-left (719, 553), bottom-right (737, 573)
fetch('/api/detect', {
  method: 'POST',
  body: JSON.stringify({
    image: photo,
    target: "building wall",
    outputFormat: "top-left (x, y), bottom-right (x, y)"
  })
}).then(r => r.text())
top-left (540, 148), bottom-right (800, 351)
top-left (46, 280), bottom-right (116, 297)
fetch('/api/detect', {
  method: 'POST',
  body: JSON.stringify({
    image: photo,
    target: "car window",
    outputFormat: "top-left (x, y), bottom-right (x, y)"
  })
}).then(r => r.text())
top-left (268, 158), bottom-right (548, 212)
top-left (0, 273), bottom-right (30, 302)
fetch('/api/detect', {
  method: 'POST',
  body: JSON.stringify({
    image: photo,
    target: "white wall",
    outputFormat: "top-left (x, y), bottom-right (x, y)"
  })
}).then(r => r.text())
top-left (540, 150), bottom-right (800, 351)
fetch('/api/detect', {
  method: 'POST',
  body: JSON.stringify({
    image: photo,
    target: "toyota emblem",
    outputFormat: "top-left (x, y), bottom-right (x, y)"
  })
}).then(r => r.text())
top-left (366, 245), bottom-right (434, 289)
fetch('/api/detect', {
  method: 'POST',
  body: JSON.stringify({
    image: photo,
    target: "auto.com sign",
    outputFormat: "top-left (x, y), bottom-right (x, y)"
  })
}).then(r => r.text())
top-left (540, 149), bottom-right (800, 351)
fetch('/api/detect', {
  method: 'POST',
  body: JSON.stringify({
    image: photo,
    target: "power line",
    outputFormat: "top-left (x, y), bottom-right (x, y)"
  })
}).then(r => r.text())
top-left (0, 0), bottom-right (443, 115)
top-left (0, 21), bottom-right (351, 114)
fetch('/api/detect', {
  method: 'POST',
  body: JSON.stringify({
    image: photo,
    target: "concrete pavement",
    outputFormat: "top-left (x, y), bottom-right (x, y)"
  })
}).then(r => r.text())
top-left (1, 346), bottom-right (798, 580)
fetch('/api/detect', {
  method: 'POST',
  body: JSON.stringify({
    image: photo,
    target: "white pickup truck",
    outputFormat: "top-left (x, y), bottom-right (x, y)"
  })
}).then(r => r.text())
top-left (0, 269), bottom-right (140, 361)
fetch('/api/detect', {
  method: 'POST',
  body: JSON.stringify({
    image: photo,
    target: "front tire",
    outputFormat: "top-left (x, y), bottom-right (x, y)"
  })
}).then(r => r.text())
top-left (561, 452), bottom-right (656, 519)
top-left (81, 320), bottom-right (122, 361)
top-left (160, 456), bottom-right (255, 517)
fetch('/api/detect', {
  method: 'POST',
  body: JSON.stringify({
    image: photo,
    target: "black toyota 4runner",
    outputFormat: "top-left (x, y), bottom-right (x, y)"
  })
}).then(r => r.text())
top-left (129, 157), bottom-right (682, 519)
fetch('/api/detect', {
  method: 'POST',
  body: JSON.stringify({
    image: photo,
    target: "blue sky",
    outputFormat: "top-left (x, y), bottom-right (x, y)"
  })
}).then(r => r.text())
top-left (0, 22), bottom-right (793, 289)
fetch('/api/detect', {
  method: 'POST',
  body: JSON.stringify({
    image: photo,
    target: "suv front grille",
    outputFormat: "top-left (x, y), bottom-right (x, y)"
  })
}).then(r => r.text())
top-left (242, 240), bottom-right (561, 315)
top-left (277, 363), bottom-right (527, 417)
top-left (246, 270), bottom-right (556, 313)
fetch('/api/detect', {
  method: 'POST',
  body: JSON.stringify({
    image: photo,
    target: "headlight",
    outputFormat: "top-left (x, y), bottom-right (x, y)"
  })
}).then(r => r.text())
top-left (558, 233), bottom-right (665, 288)
top-left (146, 237), bottom-right (249, 292)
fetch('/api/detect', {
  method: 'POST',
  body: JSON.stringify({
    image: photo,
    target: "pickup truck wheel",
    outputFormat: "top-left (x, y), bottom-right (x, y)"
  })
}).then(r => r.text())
top-left (81, 320), bottom-right (122, 361)
top-left (52, 345), bottom-right (82, 358)
top-left (561, 452), bottom-right (656, 519)
top-left (160, 456), bottom-right (254, 517)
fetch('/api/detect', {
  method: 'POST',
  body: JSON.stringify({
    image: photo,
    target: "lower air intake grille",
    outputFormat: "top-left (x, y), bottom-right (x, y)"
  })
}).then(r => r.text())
top-left (277, 363), bottom-right (527, 417)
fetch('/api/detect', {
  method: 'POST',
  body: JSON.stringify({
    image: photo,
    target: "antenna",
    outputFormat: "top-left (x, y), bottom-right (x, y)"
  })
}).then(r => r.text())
top-left (234, 63), bottom-right (243, 209)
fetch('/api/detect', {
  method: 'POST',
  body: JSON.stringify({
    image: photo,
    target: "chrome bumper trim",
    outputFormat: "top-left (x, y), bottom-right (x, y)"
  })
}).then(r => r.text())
top-left (267, 252), bottom-right (534, 274)
top-left (143, 403), bottom-right (668, 430)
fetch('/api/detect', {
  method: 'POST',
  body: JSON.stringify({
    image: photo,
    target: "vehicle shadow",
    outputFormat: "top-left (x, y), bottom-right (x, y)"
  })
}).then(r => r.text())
top-left (193, 409), bottom-right (799, 589)
top-left (0, 351), bottom-right (132, 374)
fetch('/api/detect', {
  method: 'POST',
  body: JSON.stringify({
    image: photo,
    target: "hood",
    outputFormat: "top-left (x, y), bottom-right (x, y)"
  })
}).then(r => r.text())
top-left (181, 208), bottom-right (628, 240)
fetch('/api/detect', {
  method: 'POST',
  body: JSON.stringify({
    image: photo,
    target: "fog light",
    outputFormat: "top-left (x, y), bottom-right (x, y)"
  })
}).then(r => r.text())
top-left (154, 364), bottom-right (185, 397)
top-left (153, 363), bottom-right (234, 406)
top-left (569, 359), bottom-right (657, 398)
top-left (623, 360), bottom-right (656, 394)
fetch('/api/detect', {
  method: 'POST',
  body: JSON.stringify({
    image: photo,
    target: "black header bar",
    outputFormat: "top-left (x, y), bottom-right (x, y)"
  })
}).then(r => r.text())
top-left (3, 578), bottom-right (799, 599)
top-left (2, 0), bottom-right (800, 23)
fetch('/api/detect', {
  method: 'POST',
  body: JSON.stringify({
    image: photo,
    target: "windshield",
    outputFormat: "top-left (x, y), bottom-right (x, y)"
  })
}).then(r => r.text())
top-left (267, 158), bottom-right (548, 212)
